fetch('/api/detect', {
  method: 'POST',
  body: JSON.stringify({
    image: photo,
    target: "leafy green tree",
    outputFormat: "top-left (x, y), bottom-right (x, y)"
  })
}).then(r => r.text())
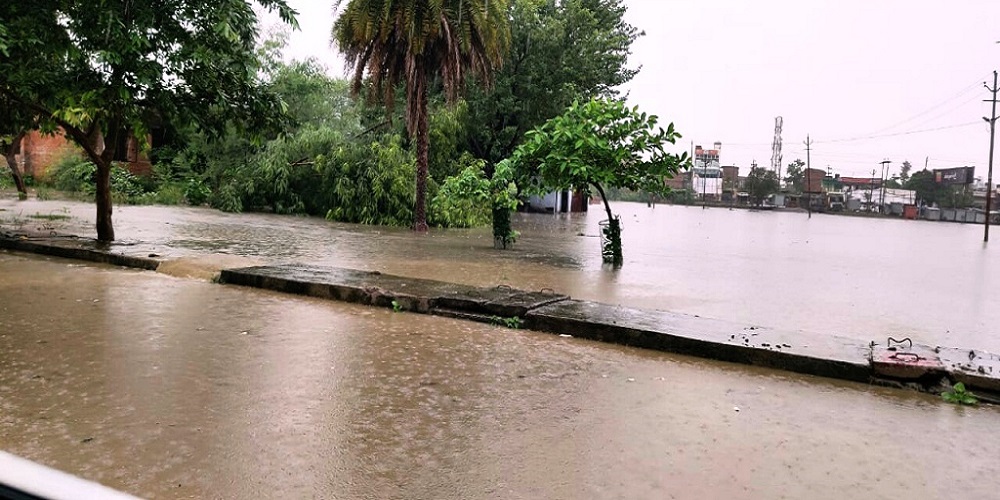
top-left (905, 169), bottom-right (946, 206)
top-left (784, 159), bottom-right (805, 192)
top-left (271, 60), bottom-right (358, 133)
top-left (427, 102), bottom-right (470, 183)
top-left (430, 156), bottom-right (521, 247)
top-left (745, 167), bottom-right (779, 206)
top-left (431, 157), bottom-right (493, 229)
top-left (899, 160), bottom-right (912, 183)
top-left (332, 0), bottom-right (511, 231)
top-left (463, 0), bottom-right (641, 167)
top-left (513, 99), bottom-right (688, 266)
top-left (0, 0), bottom-right (297, 241)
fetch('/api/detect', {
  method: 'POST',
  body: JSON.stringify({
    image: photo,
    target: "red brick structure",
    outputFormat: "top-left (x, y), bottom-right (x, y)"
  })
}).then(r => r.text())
top-left (13, 130), bottom-right (153, 179)
top-left (17, 132), bottom-right (79, 179)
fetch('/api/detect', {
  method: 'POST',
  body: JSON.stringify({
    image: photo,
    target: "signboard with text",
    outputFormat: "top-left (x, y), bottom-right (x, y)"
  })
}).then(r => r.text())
top-left (934, 167), bottom-right (975, 186)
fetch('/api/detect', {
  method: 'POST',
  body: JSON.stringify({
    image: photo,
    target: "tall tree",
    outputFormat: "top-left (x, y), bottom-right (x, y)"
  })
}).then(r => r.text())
top-left (784, 159), bottom-right (806, 192)
top-left (513, 99), bottom-right (688, 266)
top-left (463, 0), bottom-right (642, 167)
top-left (745, 166), bottom-right (779, 206)
top-left (899, 160), bottom-right (912, 183)
top-left (906, 169), bottom-right (946, 206)
top-left (0, 0), bottom-right (296, 241)
top-left (332, 0), bottom-right (511, 231)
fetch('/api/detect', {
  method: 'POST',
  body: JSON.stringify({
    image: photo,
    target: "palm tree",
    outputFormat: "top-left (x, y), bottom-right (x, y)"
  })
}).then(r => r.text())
top-left (332, 0), bottom-right (510, 231)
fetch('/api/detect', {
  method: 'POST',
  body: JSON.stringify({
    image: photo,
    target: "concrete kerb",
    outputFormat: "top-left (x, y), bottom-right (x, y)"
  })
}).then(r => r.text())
top-left (525, 299), bottom-right (873, 383)
top-left (4, 234), bottom-right (1000, 402)
top-left (0, 235), bottom-right (160, 270)
top-left (219, 264), bottom-right (1000, 399)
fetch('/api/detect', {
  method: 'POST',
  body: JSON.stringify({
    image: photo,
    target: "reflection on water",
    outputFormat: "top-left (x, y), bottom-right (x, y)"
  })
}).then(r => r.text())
top-left (2, 198), bottom-right (998, 351)
top-left (1, 253), bottom-right (999, 499)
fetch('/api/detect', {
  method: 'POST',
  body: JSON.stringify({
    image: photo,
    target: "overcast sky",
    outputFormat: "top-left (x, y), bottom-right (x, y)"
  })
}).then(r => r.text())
top-left (272, 0), bottom-right (1000, 179)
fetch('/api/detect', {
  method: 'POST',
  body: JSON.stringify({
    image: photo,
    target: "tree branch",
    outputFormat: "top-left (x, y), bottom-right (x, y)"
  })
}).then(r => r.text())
top-left (0, 88), bottom-right (103, 164)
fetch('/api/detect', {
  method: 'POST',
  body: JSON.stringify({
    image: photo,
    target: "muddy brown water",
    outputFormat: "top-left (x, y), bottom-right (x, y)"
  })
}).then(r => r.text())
top-left (2, 198), bottom-right (998, 352)
top-left (1, 252), bottom-right (998, 499)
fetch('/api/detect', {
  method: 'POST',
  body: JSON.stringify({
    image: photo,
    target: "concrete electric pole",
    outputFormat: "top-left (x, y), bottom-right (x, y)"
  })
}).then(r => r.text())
top-left (984, 71), bottom-right (998, 243)
top-left (804, 135), bottom-right (812, 218)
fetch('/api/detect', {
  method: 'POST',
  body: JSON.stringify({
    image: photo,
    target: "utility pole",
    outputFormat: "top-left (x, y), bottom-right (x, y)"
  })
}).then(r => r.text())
top-left (702, 158), bottom-right (708, 210)
top-left (879, 159), bottom-right (891, 214)
top-left (869, 169), bottom-right (876, 213)
top-left (984, 71), bottom-right (998, 242)
top-left (804, 135), bottom-right (812, 218)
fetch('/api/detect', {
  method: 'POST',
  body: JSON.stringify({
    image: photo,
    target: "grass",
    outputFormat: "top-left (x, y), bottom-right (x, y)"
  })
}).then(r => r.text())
top-left (27, 213), bottom-right (72, 221)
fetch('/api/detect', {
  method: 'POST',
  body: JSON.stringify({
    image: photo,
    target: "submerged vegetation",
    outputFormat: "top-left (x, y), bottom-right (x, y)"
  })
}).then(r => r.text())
top-left (2, 0), bottom-right (684, 263)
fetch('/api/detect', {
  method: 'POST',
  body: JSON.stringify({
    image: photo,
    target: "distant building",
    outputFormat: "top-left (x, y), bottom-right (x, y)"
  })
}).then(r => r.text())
top-left (802, 168), bottom-right (826, 194)
top-left (721, 165), bottom-right (740, 187)
top-left (838, 176), bottom-right (881, 191)
top-left (664, 170), bottom-right (689, 191)
top-left (526, 190), bottom-right (589, 213)
top-left (693, 143), bottom-right (723, 201)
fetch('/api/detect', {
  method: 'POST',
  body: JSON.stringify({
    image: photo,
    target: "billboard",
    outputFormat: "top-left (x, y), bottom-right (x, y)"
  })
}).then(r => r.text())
top-left (934, 167), bottom-right (975, 185)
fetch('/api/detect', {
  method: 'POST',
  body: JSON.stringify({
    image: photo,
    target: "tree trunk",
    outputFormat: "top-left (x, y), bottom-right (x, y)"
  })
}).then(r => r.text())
top-left (3, 132), bottom-right (27, 197)
top-left (95, 158), bottom-right (114, 242)
top-left (594, 183), bottom-right (615, 224)
top-left (413, 77), bottom-right (430, 232)
top-left (593, 183), bottom-right (622, 266)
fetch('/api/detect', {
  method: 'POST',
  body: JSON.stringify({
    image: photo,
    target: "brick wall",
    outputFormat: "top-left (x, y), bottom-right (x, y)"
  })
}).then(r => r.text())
top-left (19, 131), bottom-right (82, 179)
top-left (17, 130), bottom-right (153, 178)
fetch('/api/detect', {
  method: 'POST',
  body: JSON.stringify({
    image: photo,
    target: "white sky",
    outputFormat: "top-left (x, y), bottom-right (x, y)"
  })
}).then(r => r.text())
top-left (272, 0), bottom-right (1000, 179)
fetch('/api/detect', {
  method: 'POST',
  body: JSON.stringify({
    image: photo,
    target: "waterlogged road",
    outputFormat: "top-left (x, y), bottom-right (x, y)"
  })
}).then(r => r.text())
top-left (2, 198), bottom-right (998, 351)
top-left (1, 253), bottom-right (998, 499)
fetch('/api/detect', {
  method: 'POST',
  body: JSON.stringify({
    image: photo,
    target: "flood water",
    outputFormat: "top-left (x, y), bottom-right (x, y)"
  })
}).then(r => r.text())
top-left (2, 198), bottom-right (997, 352)
top-left (1, 252), bottom-right (998, 499)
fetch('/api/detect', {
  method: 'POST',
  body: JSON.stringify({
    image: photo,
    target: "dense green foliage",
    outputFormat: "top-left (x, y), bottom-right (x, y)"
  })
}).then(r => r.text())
top-left (463, 0), bottom-right (642, 167)
top-left (902, 169), bottom-right (974, 209)
top-left (38, 154), bottom-right (209, 206)
top-left (333, 0), bottom-right (511, 231)
top-left (3, 0), bottom-right (651, 251)
top-left (745, 167), bottom-right (780, 206)
top-left (513, 98), bottom-right (688, 265)
top-left (431, 156), bottom-right (493, 228)
top-left (0, 0), bottom-right (297, 240)
top-left (905, 169), bottom-right (946, 206)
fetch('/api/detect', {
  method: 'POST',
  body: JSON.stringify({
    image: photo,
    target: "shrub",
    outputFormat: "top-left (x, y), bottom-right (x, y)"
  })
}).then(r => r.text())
top-left (183, 178), bottom-right (211, 205)
top-left (430, 157), bottom-right (491, 228)
top-left (49, 155), bottom-right (96, 194)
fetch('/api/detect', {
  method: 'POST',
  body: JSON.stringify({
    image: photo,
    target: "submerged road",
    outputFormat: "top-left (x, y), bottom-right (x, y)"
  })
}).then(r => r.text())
top-left (2, 198), bottom-right (998, 352)
top-left (0, 252), bottom-right (997, 499)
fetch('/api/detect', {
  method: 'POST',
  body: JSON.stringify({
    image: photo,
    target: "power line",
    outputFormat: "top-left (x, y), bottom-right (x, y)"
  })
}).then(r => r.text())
top-left (715, 76), bottom-right (992, 148)
top-left (864, 75), bottom-right (990, 135)
top-left (895, 92), bottom-right (986, 132)
top-left (814, 121), bottom-right (983, 144)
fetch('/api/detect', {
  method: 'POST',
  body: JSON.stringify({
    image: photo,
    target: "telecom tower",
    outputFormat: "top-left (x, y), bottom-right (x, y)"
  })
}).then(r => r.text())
top-left (771, 116), bottom-right (783, 183)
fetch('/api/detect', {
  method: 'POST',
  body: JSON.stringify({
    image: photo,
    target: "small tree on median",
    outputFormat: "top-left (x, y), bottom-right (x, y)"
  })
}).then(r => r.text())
top-left (511, 98), bottom-right (688, 266)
